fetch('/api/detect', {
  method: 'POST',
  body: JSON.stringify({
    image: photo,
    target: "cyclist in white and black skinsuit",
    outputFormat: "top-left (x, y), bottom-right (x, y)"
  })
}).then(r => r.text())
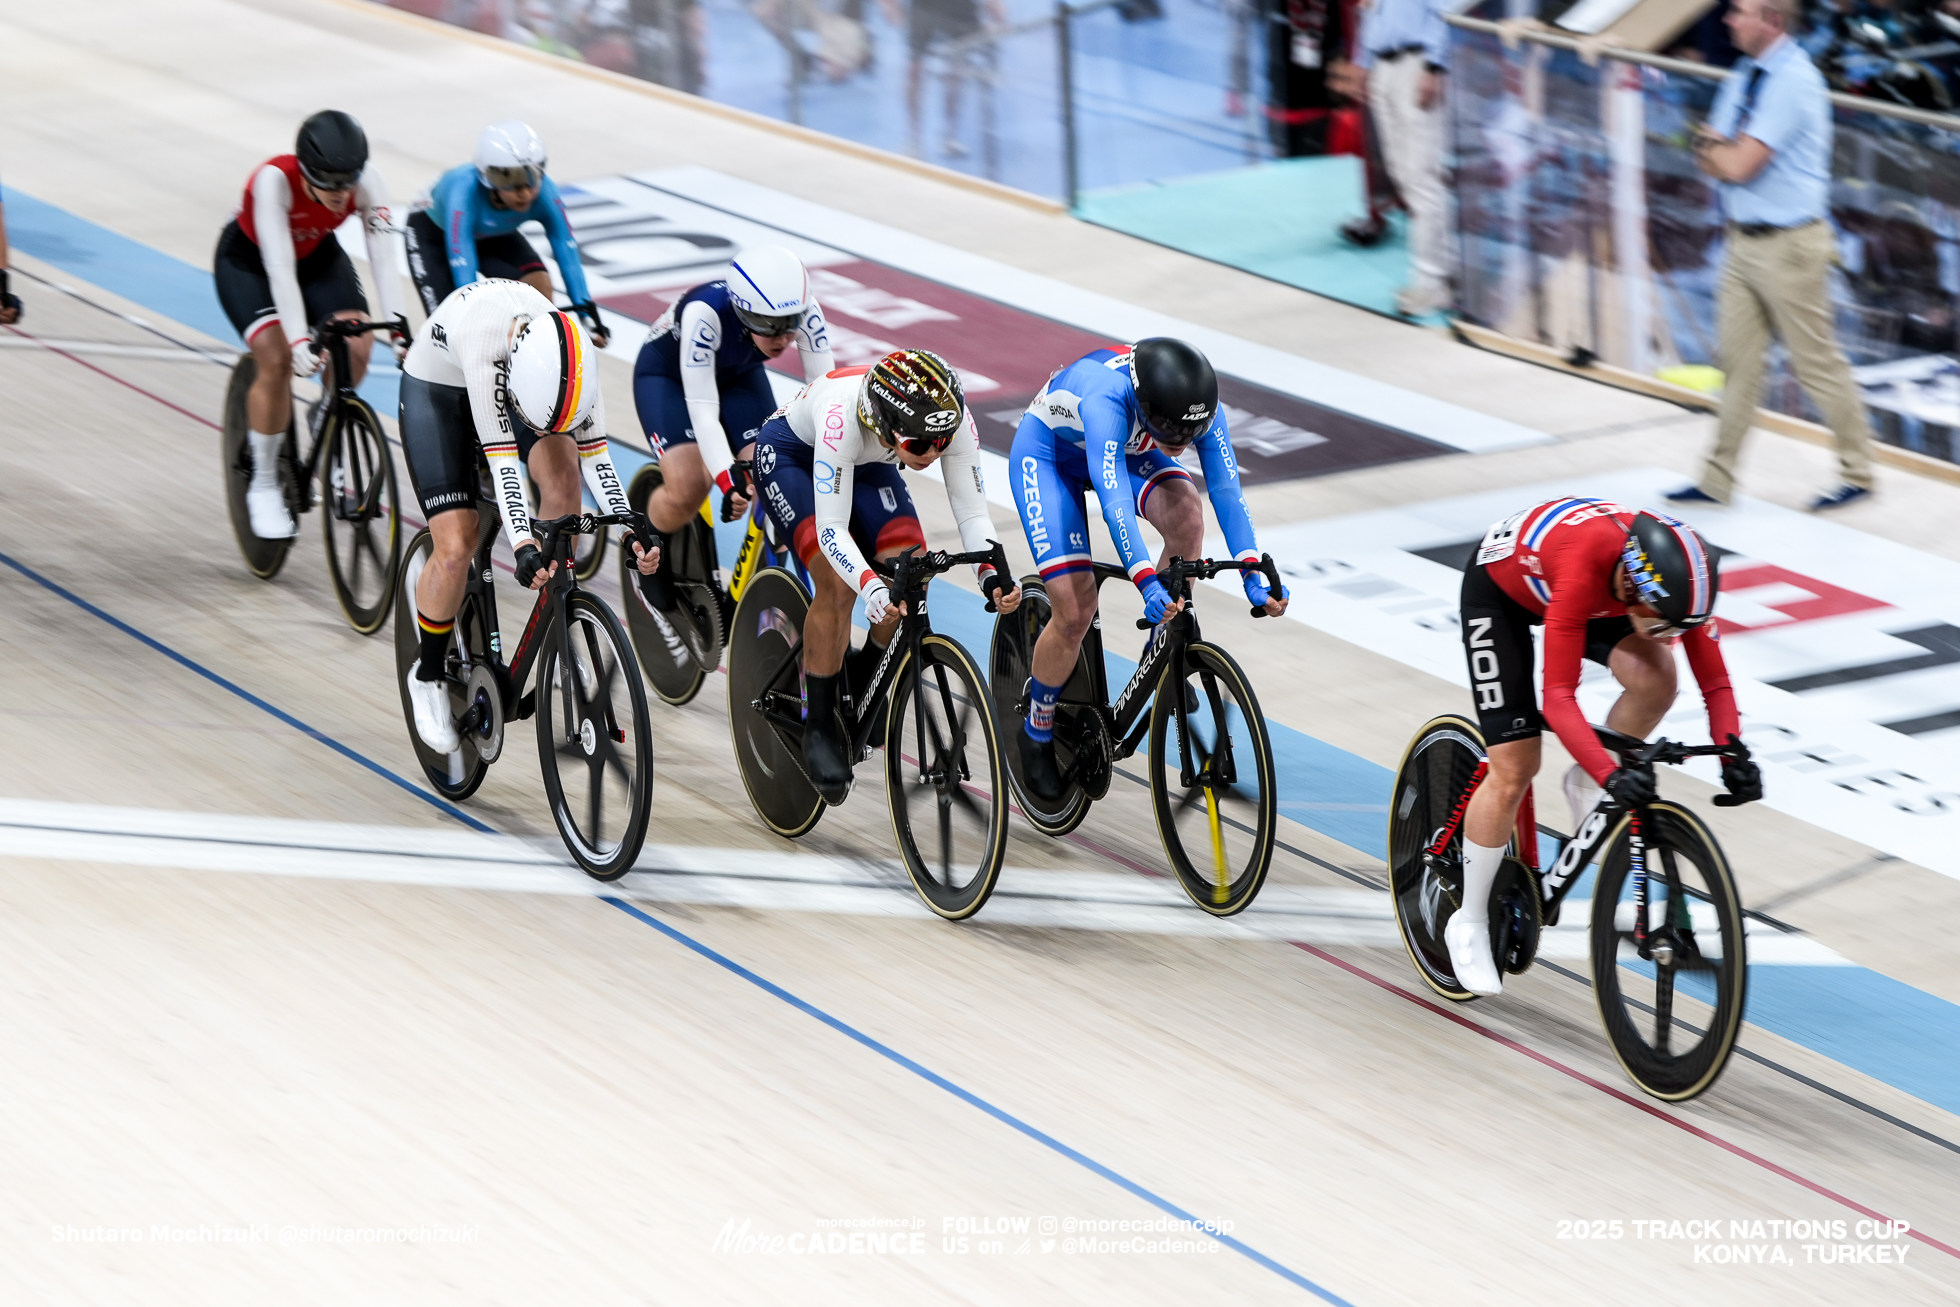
top-left (397, 278), bottom-right (660, 754)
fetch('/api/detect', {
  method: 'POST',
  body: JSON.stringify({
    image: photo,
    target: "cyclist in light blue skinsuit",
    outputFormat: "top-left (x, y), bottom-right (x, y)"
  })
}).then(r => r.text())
top-left (1009, 338), bottom-right (1290, 800)
top-left (402, 121), bottom-right (608, 347)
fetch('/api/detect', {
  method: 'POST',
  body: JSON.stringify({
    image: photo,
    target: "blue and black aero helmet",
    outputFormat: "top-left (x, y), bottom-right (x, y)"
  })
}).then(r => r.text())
top-left (1621, 511), bottom-right (1717, 634)
top-left (1129, 337), bottom-right (1218, 446)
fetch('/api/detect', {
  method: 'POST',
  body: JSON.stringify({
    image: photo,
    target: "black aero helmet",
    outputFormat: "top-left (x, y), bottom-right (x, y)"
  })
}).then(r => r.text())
top-left (295, 110), bottom-right (368, 191)
top-left (1129, 337), bottom-right (1217, 446)
top-left (858, 349), bottom-right (966, 454)
top-left (1620, 510), bottom-right (1718, 635)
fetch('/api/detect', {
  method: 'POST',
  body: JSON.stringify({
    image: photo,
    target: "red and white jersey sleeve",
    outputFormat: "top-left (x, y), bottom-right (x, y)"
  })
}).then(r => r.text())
top-left (1479, 498), bottom-right (1740, 783)
top-left (241, 158), bottom-right (403, 348)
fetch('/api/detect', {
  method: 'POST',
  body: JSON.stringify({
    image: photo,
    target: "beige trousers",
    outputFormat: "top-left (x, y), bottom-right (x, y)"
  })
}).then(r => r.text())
top-left (1703, 220), bottom-right (1874, 501)
top-left (1368, 55), bottom-right (1453, 311)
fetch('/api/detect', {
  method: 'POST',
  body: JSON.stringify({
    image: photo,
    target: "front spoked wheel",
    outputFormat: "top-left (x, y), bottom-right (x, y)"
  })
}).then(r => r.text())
top-left (727, 567), bottom-right (823, 838)
top-left (392, 530), bottom-right (491, 800)
top-left (1149, 642), bottom-right (1275, 915)
top-left (221, 355), bottom-right (294, 580)
top-left (536, 593), bottom-right (655, 880)
top-left (1592, 802), bottom-right (1747, 1101)
top-left (321, 398), bottom-right (401, 633)
top-left (887, 634), bottom-right (1008, 920)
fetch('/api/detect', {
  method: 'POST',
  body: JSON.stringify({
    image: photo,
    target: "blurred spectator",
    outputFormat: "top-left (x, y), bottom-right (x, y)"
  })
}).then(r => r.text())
top-left (1339, 0), bottom-right (1455, 316)
top-left (1328, 0), bottom-right (1402, 248)
top-left (630, 0), bottom-right (706, 92)
top-left (1266, 0), bottom-right (1363, 157)
top-left (882, 0), bottom-right (1006, 159)
top-left (1668, 0), bottom-right (1877, 510)
top-left (0, 177), bottom-right (19, 326)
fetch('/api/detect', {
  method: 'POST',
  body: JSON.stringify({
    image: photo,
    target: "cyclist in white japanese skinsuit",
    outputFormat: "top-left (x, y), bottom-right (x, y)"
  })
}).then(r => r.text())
top-left (749, 349), bottom-right (1022, 803)
top-left (396, 278), bottom-right (660, 753)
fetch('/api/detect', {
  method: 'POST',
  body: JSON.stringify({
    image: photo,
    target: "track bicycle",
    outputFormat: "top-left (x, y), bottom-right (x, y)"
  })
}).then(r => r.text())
top-left (221, 317), bottom-right (400, 632)
top-left (621, 459), bottom-right (809, 706)
top-left (990, 555), bottom-right (1283, 916)
top-left (392, 493), bottom-right (658, 879)
top-left (727, 543), bottom-right (1012, 920)
top-left (1388, 717), bottom-right (1750, 1100)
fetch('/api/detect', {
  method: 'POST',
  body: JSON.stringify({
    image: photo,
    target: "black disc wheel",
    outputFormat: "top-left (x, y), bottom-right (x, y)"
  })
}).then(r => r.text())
top-left (727, 567), bottom-right (823, 838)
top-left (989, 577), bottom-right (1094, 837)
top-left (221, 355), bottom-right (294, 580)
top-left (536, 592), bottom-right (655, 880)
top-left (622, 467), bottom-right (725, 707)
top-left (1592, 801), bottom-right (1747, 1101)
top-left (320, 397), bottom-right (401, 634)
top-left (392, 530), bottom-right (492, 801)
top-left (886, 634), bottom-right (1009, 920)
top-left (1148, 641), bottom-right (1276, 916)
top-left (1388, 715), bottom-right (1484, 1001)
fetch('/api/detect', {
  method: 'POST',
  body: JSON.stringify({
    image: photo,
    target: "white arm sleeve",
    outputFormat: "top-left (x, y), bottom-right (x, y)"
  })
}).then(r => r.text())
top-left (456, 307), bottom-right (534, 554)
top-left (795, 296), bottom-right (835, 380)
top-left (355, 169), bottom-right (405, 327)
top-left (812, 425), bottom-right (877, 596)
top-left (935, 412), bottom-right (999, 581)
top-left (678, 299), bottom-right (733, 481)
top-left (252, 166), bottom-right (311, 347)
top-left (573, 386), bottom-right (633, 520)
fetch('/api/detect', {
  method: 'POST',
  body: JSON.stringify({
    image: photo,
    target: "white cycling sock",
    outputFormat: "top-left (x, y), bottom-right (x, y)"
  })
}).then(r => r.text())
top-left (1458, 839), bottom-right (1507, 927)
top-left (248, 430), bottom-right (284, 490)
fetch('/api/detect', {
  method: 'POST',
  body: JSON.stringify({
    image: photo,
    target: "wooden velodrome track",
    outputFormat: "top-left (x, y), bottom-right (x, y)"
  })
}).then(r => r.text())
top-left (3, 1), bottom-right (1959, 1301)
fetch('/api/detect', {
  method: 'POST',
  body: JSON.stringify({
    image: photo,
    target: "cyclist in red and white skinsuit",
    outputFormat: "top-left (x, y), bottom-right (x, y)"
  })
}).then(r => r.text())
top-left (214, 110), bottom-right (407, 539)
top-left (1450, 498), bottom-right (1761, 995)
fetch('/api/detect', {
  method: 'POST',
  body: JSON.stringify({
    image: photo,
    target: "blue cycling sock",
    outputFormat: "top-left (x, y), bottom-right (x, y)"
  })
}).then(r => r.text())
top-left (1023, 677), bottom-right (1062, 743)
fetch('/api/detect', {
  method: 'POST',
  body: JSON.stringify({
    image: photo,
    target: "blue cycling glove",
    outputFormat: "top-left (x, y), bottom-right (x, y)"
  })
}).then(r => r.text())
top-left (1141, 576), bottom-right (1174, 625)
top-left (1244, 570), bottom-right (1287, 609)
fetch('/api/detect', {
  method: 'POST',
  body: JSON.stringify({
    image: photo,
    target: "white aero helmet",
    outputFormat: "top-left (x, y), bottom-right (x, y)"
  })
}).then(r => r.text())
top-left (507, 311), bottom-right (595, 434)
top-left (475, 120), bottom-right (547, 191)
top-left (725, 245), bottom-right (812, 337)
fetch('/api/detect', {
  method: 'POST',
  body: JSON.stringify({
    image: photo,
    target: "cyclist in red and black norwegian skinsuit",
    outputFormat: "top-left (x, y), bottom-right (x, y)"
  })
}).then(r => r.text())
top-left (1449, 498), bottom-right (1762, 995)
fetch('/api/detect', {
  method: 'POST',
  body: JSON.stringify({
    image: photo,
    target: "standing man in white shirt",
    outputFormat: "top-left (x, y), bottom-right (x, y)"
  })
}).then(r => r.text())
top-left (1334, 0), bottom-right (1455, 318)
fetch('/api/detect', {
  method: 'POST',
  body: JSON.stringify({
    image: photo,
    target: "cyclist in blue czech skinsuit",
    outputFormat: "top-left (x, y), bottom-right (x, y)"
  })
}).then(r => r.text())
top-left (1009, 337), bottom-right (1289, 800)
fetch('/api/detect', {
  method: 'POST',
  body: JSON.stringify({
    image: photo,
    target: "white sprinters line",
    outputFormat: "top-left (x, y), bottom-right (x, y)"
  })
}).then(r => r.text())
top-left (625, 167), bottom-right (1553, 457)
top-left (0, 799), bottom-right (1843, 961)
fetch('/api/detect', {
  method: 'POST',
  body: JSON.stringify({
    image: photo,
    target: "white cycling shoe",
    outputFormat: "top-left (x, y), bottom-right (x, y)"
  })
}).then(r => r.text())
top-left (1445, 914), bottom-right (1504, 997)
top-left (245, 483), bottom-right (297, 539)
top-left (405, 660), bottom-right (460, 754)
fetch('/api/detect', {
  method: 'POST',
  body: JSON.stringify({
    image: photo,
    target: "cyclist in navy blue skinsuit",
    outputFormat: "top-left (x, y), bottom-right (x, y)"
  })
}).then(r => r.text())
top-left (630, 245), bottom-right (833, 611)
top-left (1009, 338), bottom-right (1289, 799)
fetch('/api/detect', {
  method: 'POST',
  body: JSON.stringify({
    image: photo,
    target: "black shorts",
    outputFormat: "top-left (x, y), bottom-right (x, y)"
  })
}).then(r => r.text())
top-left (213, 219), bottom-right (368, 342)
top-left (1460, 561), bottom-right (1633, 747)
top-left (398, 374), bottom-right (541, 518)
top-left (403, 210), bottom-right (547, 317)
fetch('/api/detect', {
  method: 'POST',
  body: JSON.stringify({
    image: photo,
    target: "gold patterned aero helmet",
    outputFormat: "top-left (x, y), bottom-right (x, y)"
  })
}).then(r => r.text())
top-left (858, 349), bottom-right (965, 455)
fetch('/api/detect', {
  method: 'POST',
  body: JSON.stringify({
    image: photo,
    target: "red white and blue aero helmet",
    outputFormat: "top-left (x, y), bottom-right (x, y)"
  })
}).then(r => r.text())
top-left (1621, 511), bottom-right (1717, 635)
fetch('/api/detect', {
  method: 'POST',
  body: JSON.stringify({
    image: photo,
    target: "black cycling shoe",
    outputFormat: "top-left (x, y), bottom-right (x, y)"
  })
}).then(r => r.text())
top-left (802, 672), bottom-right (855, 805)
top-left (1017, 727), bottom-right (1066, 804)
top-left (846, 639), bottom-right (891, 745)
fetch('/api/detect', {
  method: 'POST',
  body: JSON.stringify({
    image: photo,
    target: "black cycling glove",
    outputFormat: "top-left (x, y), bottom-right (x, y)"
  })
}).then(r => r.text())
top-left (1604, 766), bottom-right (1657, 809)
top-left (514, 543), bottom-right (549, 589)
top-left (1720, 735), bottom-right (1763, 804)
top-left (575, 301), bottom-right (609, 349)
top-left (1, 269), bottom-right (21, 322)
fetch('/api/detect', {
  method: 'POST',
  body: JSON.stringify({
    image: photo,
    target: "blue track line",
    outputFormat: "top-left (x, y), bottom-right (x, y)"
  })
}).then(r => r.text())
top-left (0, 547), bottom-right (493, 833)
top-left (601, 895), bottom-right (1354, 1304)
